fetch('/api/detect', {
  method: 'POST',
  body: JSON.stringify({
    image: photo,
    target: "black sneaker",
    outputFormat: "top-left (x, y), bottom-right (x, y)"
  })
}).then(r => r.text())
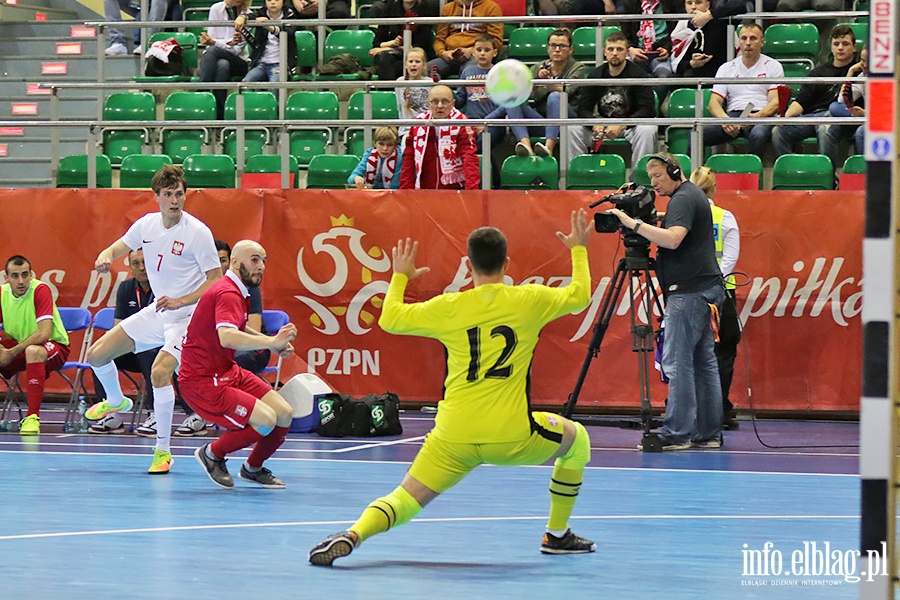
top-left (540, 529), bottom-right (597, 554)
top-left (194, 444), bottom-right (233, 489)
top-left (239, 464), bottom-right (286, 489)
top-left (309, 530), bottom-right (359, 566)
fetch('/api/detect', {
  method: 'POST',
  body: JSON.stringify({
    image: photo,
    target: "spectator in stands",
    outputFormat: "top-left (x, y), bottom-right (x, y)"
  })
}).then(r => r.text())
top-left (215, 240), bottom-right (272, 377)
top-left (399, 85), bottom-right (480, 189)
top-left (690, 166), bottom-right (741, 430)
top-left (198, 0), bottom-right (253, 120)
top-left (108, 0), bottom-right (182, 55)
top-left (699, 23), bottom-right (783, 160)
top-left (772, 25), bottom-right (858, 169)
top-left (574, 31), bottom-right (658, 167)
top-left (291, 0), bottom-right (352, 27)
top-left (395, 47), bottom-right (432, 144)
top-left (103, 0), bottom-right (141, 55)
top-left (541, 0), bottom-right (620, 19)
top-left (369, 0), bottom-right (438, 81)
top-left (620, 0), bottom-right (682, 81)
top-left (670, 0), bottom-right (748, 80)
top-left (348, 127), bottom-right (403, 190)
top-left (239, 0), bottom-right (299, 82)
top-left (827, 45), bottom-right (867, 162)
top-left (502, 28), bottom-right (588, 158)
top-left (428, 0), bottom-right (503, 79)
top-left (0, 255), bottom-right (70, 436)
top-left (455, 34), bottom-right (505, 151)
top-left (775, 0), bottom-right (844, 62)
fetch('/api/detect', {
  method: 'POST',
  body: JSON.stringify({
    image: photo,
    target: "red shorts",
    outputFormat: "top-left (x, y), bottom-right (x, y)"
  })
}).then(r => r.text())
top-left (179, 366), bottom-right (273, 431)
top-left (0, 338), bottom-right (70, 379)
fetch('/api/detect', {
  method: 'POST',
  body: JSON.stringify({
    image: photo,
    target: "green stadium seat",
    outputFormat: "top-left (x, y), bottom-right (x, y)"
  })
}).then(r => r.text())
top-left (344, 91), bottom-right (399, 156)
top-left (222, 91), bottom-right (278, 162)
top-left (324, 30), bottom-right (376, 68)
top-left (182, 153), bottom-right (236, 188)
top-left (508, 27), bottom-right (555, 63)
top-left (763, 24), bottom-right (817, 71)
top-left (664, 88), bottom-right (712, 157)
top-left (119, 154), bottom-right (173, 189)
top-left (286, 91), bottom-right (339, 167)
top-left (307, 154), bottom-right (361, 189)
top-left (292, 30), bottom-right (317, 79)
top-left (772, 154), bottom-right (833, 190)
top-left (500, 155), bottom-right (559, 190)
top-left (567, 154), bottom-right (626, 190)
top-left (632, 154), bottom-right (690, 187)
top-left (133, 32), bottom-right (199, 83)
top-left (102, 92), bottom-right (156, 166)
top-left (705, 153), bottom-right (763, 190)
top-left (241, 154), bottom-right (299, 188)
top-left (57, 154), bottom-right (113, 188)
top-left (839, 154), bottom-right (866, 190)
top-left (161, 91), bottom-right (216, 164)
top-left (572, 26), bottom-right (621, 63)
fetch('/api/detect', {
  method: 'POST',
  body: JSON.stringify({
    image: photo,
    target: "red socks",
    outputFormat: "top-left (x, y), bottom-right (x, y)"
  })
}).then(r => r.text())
top-left (211, 426), bottom-right (263, 458)
top-left (25, 362), bottom-right (45, 417)
top-left (247, 425), bottom-right (289, 468)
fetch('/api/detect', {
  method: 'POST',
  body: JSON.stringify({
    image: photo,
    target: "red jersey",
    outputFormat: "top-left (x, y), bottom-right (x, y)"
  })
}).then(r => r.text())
top-left (179, 270), bottom-right (250, 380)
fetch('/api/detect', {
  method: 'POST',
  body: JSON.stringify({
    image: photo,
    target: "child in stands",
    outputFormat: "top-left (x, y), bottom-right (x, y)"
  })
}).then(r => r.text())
top-left (348, 127), bottom-right (403, 190)
top-left (395, 47), bottom-right (432, 143)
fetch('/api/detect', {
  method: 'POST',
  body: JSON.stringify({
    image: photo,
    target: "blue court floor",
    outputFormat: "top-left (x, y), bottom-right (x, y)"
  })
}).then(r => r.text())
top-left (0, 411), bottom-right (866, 599)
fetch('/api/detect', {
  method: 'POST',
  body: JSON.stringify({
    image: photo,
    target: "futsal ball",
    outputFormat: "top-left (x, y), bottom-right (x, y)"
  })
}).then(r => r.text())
top-left (486, 59), bottom-right (533, 108)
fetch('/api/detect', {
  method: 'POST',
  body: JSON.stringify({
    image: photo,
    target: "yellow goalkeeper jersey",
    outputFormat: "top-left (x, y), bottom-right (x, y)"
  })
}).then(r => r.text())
top-left (378, 246), bottom-right (591, 444)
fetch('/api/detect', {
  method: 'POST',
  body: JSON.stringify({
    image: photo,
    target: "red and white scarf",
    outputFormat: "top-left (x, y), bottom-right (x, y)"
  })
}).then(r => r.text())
top-left (410, 107), bottom-right (468, 189)
top-left (638, 0), bottom-right (659, 52)
top-left (364, 147), bottom-right (398, 188)
top-left (669, 21), bottom-right (700, 72)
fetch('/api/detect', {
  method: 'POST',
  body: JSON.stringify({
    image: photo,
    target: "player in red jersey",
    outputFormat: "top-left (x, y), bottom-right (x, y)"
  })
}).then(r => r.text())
top-left (178, 240), bottom-right (297, 489)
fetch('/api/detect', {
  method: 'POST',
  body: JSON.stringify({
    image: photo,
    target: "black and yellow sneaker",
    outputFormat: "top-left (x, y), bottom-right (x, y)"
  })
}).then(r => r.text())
top-left (309, 530), bottom-right (359, 566)
top-left (540, 529), bottom-right (597, 554)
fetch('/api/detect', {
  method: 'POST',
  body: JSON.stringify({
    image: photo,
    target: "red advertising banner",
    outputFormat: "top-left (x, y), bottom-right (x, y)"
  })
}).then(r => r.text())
top-left (0, 188), bottom-right (862, 412)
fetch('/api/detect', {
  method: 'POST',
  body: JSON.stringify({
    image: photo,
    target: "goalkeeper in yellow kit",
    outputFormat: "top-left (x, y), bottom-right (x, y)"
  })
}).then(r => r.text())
top-left (309, 209), bottom-right (595, 565)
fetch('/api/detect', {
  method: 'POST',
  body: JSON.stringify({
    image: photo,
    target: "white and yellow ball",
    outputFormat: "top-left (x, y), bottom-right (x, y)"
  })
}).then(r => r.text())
top-left (485, 59), bottom-right (533, 108)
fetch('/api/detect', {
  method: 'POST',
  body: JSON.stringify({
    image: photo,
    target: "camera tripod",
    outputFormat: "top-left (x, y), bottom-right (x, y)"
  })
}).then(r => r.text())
top-left (561, 246), bottom-right (667, 452)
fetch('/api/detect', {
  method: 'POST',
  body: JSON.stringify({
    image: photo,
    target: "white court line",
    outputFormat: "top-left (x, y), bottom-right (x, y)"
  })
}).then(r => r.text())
top-left (0, 449), bottom-right (858, 477)
top-left (0, 514), bottom-right (859, 542)
top-left (331, 435), bottom-right (426, 453)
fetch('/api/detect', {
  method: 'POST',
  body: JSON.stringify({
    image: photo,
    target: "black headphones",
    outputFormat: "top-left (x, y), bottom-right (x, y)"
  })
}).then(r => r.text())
top-left (649, 154), bottom-right (682, 181)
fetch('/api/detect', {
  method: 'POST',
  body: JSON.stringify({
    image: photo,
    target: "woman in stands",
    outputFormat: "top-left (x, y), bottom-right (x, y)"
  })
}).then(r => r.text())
top-left (198, 0), bottom-right (254, 119)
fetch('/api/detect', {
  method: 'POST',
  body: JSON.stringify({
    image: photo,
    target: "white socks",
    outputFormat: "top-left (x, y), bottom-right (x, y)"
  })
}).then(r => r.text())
top-left (153, 385), bottom-right (175, 453)
top-left (91, 362), bottom-right (126, 405)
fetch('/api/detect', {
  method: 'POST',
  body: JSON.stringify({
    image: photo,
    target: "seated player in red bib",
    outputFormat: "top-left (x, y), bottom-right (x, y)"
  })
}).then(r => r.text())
top-left (178, 239), bottom-right (297, 489)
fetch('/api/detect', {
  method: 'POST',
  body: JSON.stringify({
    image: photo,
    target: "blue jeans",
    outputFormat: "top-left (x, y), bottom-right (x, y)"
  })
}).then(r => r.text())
top-left (700, 109), bottom-right (773, 159)
top-left (103, 0), bottom-right (140, 46)
top-left (660, 285), bottom-right (725, 444)
top-left (827, 101), bottom-right (865, 157)
top-left (544, 91), bottom-right (578, 141)
top-left (243, 62), bottom-right (280, 82)
top-left (490, 104), bottom-right (544, 141)
top-left (772, 108), bottom-right (834, 166)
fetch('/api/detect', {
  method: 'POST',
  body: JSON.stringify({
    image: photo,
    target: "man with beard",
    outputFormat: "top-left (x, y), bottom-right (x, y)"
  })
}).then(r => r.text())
top-left (575, 31), bottom-right (658, 167)
top-left (179, 240), bottom-right (299, 489)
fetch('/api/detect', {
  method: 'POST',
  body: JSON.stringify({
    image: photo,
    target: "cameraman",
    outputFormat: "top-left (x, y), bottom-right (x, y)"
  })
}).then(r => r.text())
top-left (606, 153), bottom-right (725, 450)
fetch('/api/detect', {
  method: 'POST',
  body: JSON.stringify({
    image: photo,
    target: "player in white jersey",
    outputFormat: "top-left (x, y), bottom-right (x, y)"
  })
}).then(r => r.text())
top-left (85, 165), bottom-right (222, 474)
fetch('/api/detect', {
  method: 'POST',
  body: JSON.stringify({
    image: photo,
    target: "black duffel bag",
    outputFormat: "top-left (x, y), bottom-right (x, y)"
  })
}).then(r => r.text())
top-left (317, 392), bottom-right (402, 438)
